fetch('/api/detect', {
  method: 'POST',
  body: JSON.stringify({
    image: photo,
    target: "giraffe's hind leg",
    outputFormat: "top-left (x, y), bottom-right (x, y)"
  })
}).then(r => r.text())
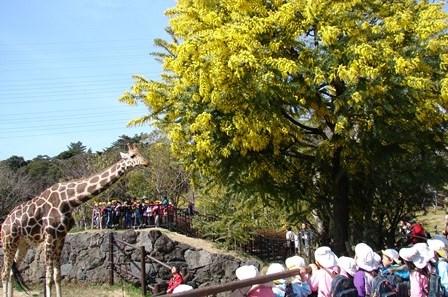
top-left (2, 241), bottom-right (18, 297)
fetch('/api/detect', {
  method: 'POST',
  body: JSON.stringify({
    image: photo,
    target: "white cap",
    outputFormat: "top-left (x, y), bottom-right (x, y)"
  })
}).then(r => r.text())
top-left (235, 265), bottom-right (258, 280)
top-left (337, 256), bottom-right (357, 276)
top-left (172, 284), bottom-right (193, 293)
top-left (428, 239), bottom-right (448, 258)
top-left (315, 246), bottom-right (338, 268)
top-left (382, 249), bottom-right (400, 263)
top-left (266, 263), bottom-right (286, 284)
top-left (399, 245), bottom-right (433, 269)
top-left (285, 256), bottom-right (306, 270)
top-left (355, 243), bottom-right (379, 272)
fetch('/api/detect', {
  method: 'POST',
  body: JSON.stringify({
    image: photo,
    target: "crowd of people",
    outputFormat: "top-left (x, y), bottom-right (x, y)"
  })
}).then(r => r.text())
top-left (90, 196), bottom-right (187, 229)
top-left (231, 235), bottom-right (448, 297)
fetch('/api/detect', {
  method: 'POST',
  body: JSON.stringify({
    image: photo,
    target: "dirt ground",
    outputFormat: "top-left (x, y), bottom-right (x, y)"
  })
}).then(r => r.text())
top-left (8, 282), bottom-right (142, 297)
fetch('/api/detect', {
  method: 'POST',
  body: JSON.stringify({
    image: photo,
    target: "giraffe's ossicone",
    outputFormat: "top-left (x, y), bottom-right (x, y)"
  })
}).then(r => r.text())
top-left (1, 143), bottom-right (149, 297)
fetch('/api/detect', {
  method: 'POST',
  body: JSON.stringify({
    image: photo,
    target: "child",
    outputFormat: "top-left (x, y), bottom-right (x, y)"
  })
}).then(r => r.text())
top-left (353, 243), bottom-right (381, 297)
top-left (381, 248), bottom-right (409, 281)
top-left (266, 263), bottom-right (287, 297)
top-left (399, 243), bottom-right (432, 297)
top-left (309, 246), bottom-right (339, 297)
top-left (427, 239), bottom-right (448, 294)
top-left (285, 256), bottom-right (312, 297)
top-left (166, 265), bottom-right (184, 294)
top-left (234, 265), bottom-right (274, 297)
top-left (337, 256), bottom-right (357, 278)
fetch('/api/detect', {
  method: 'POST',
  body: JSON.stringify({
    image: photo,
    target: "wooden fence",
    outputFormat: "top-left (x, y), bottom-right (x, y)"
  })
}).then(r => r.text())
top-left (108, 232), bottom-right (175, 296)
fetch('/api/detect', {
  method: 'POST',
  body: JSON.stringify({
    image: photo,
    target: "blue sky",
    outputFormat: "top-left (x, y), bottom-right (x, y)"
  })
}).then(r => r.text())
top-left (0, 0), bottom-right (175, 160)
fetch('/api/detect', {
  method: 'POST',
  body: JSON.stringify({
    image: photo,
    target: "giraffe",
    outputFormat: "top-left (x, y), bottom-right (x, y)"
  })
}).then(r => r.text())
top-left (1, 143), bottom-right (149, 297)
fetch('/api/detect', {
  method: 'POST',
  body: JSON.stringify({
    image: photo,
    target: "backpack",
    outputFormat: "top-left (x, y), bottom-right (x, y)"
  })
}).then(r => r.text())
top-left (429, 264), bottom-right (446, 297)
top-left (331, 275), bottom-right (358, 297)
top-left (372, 275), bottom-right (398, 297)
top-left (285, 282), bottom-right (295, 297)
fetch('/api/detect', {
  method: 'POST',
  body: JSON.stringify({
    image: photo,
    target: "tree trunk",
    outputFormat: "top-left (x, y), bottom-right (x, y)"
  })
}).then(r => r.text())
top-left (331, 148), bottom-right (349, 255)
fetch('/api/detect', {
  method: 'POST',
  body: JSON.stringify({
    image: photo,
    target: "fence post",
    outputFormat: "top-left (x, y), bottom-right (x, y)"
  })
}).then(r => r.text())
top-left (140, 246), bottom-right (147, 296)
top-left (109, 232), bottom-right (114, 286)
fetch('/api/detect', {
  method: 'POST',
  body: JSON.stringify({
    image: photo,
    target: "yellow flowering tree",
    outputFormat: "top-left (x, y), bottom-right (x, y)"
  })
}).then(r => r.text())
top-left (122, 0), bottom-right (448, 252)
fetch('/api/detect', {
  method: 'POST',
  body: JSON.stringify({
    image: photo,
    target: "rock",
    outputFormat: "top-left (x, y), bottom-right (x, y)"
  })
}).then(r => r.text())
top-left (148, 230), bottom-right (162, 243)
top-left (184, 249), bottom-right (213, 269)
top-left (153, 235), bottom-right (175, 253)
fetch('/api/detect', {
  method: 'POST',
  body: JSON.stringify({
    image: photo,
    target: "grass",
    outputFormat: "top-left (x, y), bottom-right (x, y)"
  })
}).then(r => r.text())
top-left (12, 281), bottom-right (151, 297)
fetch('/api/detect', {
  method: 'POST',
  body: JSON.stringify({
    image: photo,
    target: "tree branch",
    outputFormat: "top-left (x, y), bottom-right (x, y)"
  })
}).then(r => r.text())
top-left (281, 109), bottom-right (327, 138)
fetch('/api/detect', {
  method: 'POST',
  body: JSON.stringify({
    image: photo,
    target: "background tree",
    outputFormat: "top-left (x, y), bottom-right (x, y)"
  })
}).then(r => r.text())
top-left (56, 141), bottom-right (87, 160)
top-left (122, 0), bottom-right (448, 252)
top-left (0, 163), bottom-right (34, 220)
top-left (146, 138), bottom-right (190, 206)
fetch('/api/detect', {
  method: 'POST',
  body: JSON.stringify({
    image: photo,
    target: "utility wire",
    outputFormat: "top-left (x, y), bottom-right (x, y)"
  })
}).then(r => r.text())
top-left (0, 112), bottom-right (146, 124)
top-left (0, 126), bottom-right (148, 139)
top-left (0, 119), bottom-right (143, 133)
top-left (1, 106), bottom-right (143, 117)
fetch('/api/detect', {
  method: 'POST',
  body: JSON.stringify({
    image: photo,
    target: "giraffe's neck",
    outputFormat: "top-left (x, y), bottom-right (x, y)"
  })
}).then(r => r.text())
top-left (63, 159), bottom-right (130, 208)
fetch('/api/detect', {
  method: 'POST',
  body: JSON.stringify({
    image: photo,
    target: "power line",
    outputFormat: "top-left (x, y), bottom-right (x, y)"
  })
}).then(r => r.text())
top-left (0, 111), bottom-right (146, 123)
top-left (0, 106), bottom-right (144, 117)
top-left (0, 118), bottom-right (143, 133)
top-left (0, 85), bottom-right (130, 95)
top-left (0, 126), bottom-right (149, 140)
top-left (0, 38), bottom-right (154, 47)
top-left (0, 73), bottom-right (157, 84)
top-left (0, 94), bottom-right (129, 105)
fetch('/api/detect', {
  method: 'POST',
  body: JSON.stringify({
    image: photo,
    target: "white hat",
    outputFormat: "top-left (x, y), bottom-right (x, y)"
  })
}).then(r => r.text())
top-left (266, 263), bottom-right (286, 284)
top-left (315, 246), bottom-right (338, 268)
top-left (236, 265), bottom-right (259, 280)
top-left (399, 245), bottom-right (433, 269)
top-left (415, 242), bottom-right (435, 261)
top-left (285, 256), bottom-right (306, 270)
top-left (172, 284), bottom-right (194, 293)
top-left (428, 239), bottom-right (448, 258)
top-left (428, 239), bottom-right (446, 251)
top-left (382, 249), bottom-right (400, 264)
top-left (337, 256), bottom-right (357, 276)
top-left (355, 243), bottom-right (379, 272)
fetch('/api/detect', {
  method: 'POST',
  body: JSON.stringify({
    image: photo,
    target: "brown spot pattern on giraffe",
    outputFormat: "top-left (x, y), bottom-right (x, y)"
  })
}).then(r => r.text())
top-left (76, 183), bottom-right (87, 193)
top-left (90, 176), bottom-right (100, 183)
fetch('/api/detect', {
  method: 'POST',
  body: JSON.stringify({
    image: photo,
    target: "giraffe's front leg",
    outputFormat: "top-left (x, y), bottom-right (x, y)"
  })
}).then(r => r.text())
top-left (44, 236), bottom-right (56, 297)
top-left (53, 237), bottom-right (65, 297)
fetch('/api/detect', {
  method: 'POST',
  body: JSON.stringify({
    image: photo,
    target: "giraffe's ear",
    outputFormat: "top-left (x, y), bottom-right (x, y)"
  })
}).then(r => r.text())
top-left (120, 152), bottom-right (129, 159)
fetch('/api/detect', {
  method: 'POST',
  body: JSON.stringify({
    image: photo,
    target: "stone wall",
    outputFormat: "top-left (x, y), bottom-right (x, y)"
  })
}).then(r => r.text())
top-left (8, 229), bottom-right (261, 293)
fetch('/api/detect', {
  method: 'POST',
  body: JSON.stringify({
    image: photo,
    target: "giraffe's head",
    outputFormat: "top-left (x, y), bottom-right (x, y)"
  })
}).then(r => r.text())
top-left (119, 143), bottom-right (149, 168)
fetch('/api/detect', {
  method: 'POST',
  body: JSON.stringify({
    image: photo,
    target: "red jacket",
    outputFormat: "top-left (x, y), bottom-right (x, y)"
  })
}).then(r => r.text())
top-left (167, 272), bottom-right (183, 293)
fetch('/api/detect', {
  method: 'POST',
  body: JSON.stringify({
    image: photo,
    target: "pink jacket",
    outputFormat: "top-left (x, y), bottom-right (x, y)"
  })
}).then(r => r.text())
top-left (309, 266), bottom-right (340, 297)
top-left (409, 270), bottom-right (429, 297)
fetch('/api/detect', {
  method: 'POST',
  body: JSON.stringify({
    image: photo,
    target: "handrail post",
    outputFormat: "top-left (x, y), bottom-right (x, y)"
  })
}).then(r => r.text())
top-left (109, 232), bottom-right (114, 286)
top-left (140, 246), bottom-right (147, 296)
